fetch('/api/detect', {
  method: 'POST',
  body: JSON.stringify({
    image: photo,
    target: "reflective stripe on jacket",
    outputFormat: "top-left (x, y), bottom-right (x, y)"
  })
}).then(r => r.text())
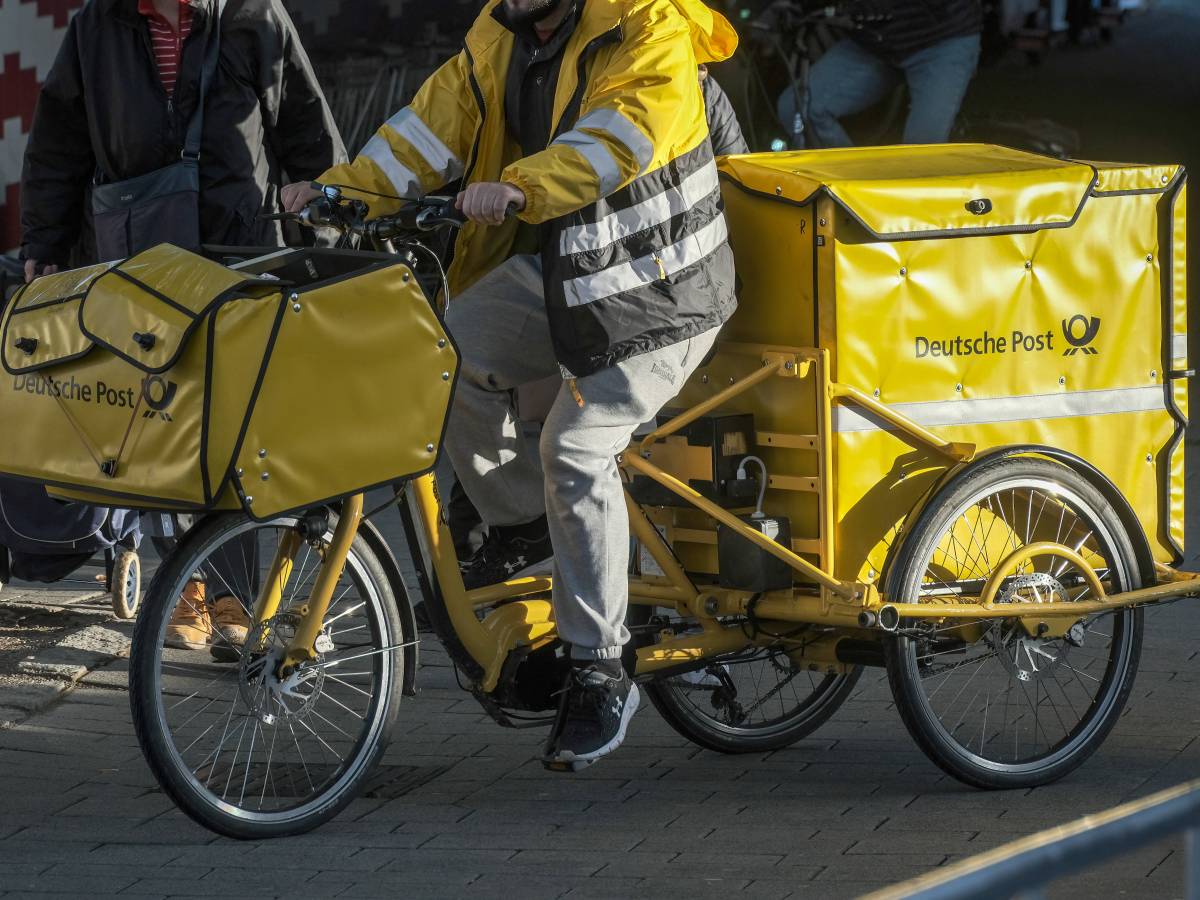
top-left (319, 0), bottom-right (739, 377)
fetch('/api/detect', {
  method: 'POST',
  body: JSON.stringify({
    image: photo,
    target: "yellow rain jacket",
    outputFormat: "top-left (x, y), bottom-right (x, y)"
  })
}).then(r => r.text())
top-left (319, 0), bottom-right (740, 376)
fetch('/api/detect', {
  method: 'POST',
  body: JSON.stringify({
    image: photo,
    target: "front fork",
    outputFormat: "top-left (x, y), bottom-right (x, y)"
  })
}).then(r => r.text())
top-left (250, 493), bottom-right (365, 672)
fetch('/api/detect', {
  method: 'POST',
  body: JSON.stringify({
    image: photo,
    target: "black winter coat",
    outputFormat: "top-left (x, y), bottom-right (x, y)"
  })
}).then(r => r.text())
top-left (20, 0), bottom-right (345, 266)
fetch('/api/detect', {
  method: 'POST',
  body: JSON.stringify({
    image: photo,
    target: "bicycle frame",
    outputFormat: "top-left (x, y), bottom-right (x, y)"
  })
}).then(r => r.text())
top-left (253, 338), bottom-right (1200, 693)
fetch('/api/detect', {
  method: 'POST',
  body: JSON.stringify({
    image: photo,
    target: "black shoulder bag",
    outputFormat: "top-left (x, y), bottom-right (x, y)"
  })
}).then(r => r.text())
top-left (91, 0), bottom-right (224, 260)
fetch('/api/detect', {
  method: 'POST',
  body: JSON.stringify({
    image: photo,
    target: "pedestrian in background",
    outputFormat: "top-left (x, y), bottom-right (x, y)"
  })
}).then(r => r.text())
top-left (20, 0), bottom-right (344, 279)
top-left (17, 0), bottom-right (344, 661)
top-left (777, 0), bottom-right (982, 148)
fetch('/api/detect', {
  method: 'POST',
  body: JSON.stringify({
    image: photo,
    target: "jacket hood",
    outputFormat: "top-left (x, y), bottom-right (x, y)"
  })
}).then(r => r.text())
top-left (669, 0), bottom-right (738, 64)
top-left (470, 0), bottom-right (737, 63)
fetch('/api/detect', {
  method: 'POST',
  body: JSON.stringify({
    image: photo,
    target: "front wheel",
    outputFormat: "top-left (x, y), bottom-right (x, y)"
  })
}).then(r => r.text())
top-left (129, 512), bottom-right (404, 839)
top-left (884, 457), bottom-right (1143, 789)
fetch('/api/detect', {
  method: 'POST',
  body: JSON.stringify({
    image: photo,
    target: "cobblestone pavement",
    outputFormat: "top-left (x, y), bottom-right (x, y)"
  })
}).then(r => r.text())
top-left (0, 552), bottom-right (1196, 899)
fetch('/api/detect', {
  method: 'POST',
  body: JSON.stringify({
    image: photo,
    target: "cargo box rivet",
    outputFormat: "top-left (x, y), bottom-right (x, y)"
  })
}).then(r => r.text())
top-left (402, 273), bottom-right (410, 282)
top-left (1151, 370), bottom-right (1157, 380)
top-left (955, 383), bottom-right (962, 393)
top-left (1025, 260), bottom-right (1032, 269)
top-left (236, 468), bottom-right (244, 477)
top-left (426, 443), bottom-right (435, 453)
top-left (873, 388), bottom-right (880, 398)
top-left (442, 372), bottom-right (450, 380)
top-left (289, 293), bottom-right (298, 301)
top-left (245, 496), bottom-right (254, 504)
top-left (1147, 254), bottom-right (1154, 263)
top-left (701, 374), bottom-right (709, 384)
top-left (899, 267), bottom-right (907, 277)
top-left (292, 303), bottom-right (301, 313)
top-left (1059, 376), bottom-right (1066, 385)
top-left (261, 472), bottom-right (269, 481)
top-left (774, 186), bottom-right (782, 195)
top-left (258, 449), bottom-right (267, 458)
top-left (1146, 454), bottom-right (1153, 463)
top-left (437, 339), bottom-right (446, 348)
top-left (1162, 174), bottom-right (1169, 184)
top-left (818, 217), bottom-right (827, 227)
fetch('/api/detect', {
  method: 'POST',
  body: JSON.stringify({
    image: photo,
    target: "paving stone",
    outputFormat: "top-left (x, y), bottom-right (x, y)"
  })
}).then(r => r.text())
top-left (307, 868), bottom-right (477, 889)
top-left (0, 873), bottom-right (139, 894)
top-left (618, 876), bottom-right (753, 898)
top-left (0, 683), bottom-right (66, 713)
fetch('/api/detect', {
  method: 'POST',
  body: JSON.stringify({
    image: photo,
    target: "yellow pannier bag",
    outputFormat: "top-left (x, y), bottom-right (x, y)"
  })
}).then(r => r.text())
top-left (0, 243), bottom-right (457, 519)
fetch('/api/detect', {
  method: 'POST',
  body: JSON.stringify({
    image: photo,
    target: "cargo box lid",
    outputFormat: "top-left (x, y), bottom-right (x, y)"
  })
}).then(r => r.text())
top-left (719, 143), bottom-right (1099, 239)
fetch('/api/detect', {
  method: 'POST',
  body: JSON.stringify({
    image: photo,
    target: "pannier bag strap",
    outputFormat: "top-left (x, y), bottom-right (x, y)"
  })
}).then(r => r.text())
top-left (36, 374), bottom-right (108, 474)
top-left (182, 0), bottom-right (225, 163)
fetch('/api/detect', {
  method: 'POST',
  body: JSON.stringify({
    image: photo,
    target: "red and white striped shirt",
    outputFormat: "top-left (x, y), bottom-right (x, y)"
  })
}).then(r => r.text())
top-left (138, 0), bottom-right (196, 98)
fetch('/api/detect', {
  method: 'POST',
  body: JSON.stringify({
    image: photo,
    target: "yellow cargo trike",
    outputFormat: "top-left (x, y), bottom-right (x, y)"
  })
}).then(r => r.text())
top-left (0, 143), bottom-right (1192, 838)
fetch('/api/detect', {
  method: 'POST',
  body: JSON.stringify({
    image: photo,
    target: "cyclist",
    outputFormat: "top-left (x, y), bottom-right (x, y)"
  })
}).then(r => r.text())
top-left (776, 0), bottom-right (982, 148)
top-left (284, 0), bottom-right (738, 770)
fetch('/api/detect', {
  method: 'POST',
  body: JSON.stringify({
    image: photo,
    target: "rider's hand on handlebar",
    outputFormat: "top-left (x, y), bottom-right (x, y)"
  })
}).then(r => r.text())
top-left (456, 182), bottom-right (525, 226)
top-left (282, 182), bottom-right (324, 214)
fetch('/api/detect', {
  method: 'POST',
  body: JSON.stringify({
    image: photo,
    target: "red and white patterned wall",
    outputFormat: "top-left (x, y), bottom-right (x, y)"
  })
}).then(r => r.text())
top-left (0, 0), bottom-right (88, 254)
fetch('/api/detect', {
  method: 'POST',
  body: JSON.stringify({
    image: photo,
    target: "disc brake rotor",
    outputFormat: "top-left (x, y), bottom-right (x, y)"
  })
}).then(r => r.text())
top-left (991, 572), bottom-right (1071, 682)
top-left (237, 612), bottom-right (328, 725)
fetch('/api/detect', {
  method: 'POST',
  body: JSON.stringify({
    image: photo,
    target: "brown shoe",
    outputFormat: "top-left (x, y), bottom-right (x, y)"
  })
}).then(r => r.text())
top-left (165, 580), bottom-right (212, 651)
top-left (211, 595), bottom-right (251, 662)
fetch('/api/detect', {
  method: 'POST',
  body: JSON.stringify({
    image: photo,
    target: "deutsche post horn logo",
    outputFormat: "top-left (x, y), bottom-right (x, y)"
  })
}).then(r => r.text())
top-left (141, 375), bottom-right (178, 421)
top-left (1062, 315), bottom-right (1101, 356)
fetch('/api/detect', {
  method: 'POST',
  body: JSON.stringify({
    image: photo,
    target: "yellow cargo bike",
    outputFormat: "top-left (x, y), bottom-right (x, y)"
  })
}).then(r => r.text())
top-left (0, 144), bottom-right (1192, 838)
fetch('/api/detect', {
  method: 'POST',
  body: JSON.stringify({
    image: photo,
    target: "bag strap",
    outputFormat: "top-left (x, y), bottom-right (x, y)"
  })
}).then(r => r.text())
top-left (182, 0), bottom-right (225, 163)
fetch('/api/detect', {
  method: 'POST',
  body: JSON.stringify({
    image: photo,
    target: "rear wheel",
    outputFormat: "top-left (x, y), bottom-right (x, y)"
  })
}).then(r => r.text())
top-left (646, 637), bottom-right (861, 753)
top-left (884, 457), bottom-right (1143, 789)
top-left (130, 512), bottom-right (404, 839)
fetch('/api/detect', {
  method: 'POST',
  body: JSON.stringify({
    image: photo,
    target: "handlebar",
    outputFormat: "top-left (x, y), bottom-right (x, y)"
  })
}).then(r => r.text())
top-left (264, 190), bottom-right (518, 244)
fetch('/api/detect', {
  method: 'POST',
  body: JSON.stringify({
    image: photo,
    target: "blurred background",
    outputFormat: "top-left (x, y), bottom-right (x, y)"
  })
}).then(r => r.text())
top-left (0, 0), bottom-right (1196, 325)
top-left (1, 0), bottom-right (1195, 244)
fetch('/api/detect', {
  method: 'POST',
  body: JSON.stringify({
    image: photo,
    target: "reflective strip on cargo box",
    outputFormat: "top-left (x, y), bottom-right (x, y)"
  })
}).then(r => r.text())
top-left (833, 385), bottom-right (1167, 433)
top-left (1173, 332), bottom-right (1187, 360)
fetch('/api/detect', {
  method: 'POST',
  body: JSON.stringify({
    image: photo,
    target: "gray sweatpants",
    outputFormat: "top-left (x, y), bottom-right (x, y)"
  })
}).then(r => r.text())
top-left (443, 255), bottom-right (719, 660)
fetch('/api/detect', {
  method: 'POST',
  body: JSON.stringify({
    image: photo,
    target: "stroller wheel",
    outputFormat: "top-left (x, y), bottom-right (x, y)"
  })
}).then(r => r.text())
top-left (111, 550), bottom-right (141, 620)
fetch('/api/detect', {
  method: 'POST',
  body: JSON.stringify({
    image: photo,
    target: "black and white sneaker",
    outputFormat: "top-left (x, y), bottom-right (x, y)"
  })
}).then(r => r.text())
top-left (460, 518), bottom-right (553, 590)
top-left (542, 662), bottom-right (640, 772)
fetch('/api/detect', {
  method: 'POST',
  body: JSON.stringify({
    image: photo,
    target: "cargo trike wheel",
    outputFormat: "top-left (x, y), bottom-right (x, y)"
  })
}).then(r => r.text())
top-left (130, 513), bottom-right (404, 839)
top-left (884, 457), bottom-right (1143, 789)
top-left (647, 644), bottom-right (861, 753)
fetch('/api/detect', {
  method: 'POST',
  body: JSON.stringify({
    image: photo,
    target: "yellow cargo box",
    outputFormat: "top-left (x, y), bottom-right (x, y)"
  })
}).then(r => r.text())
top-left (649, 144), bottom-right (1186, 587)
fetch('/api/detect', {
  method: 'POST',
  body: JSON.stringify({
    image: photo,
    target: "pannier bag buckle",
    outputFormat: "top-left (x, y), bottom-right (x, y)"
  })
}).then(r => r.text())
top-left (966, 198), bottom-right (993, 215)
top-left (14, 337), bottom-right (37, 355)
top-left (132, 331), bottom-right (156, 351)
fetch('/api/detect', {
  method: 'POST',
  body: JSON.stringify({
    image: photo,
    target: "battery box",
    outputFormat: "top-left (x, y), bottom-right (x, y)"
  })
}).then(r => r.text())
top-left (717, 515), bottom-right (793, 592)
top-left (628, 412), bottom-right (758, 508)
